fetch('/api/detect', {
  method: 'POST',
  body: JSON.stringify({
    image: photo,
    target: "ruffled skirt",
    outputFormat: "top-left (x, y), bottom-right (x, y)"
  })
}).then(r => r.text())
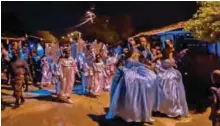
top-left (106, 66), bottom-right (157, 122)
top-left (155, 68), bottom-right (188, 117)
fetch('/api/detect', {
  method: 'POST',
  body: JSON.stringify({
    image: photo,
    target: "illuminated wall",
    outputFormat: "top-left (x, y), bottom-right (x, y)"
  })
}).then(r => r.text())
top-left (208, 42), bottom-right (220, 57)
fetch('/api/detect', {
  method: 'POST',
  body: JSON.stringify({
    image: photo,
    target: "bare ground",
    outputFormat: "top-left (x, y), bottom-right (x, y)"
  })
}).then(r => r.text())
top-left (1, 83), bottom-right (212, 126)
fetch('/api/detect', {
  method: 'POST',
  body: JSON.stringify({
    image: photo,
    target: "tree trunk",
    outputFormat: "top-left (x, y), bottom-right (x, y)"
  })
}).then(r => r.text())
top-left (215, 43), bottom-right (218, 57)
top-left (206, 42), bottom-right (209, 55)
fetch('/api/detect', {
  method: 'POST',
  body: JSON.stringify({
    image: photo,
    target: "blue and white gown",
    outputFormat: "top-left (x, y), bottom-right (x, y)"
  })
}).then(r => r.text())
top-left (155, 59), bottom-right (188, 117)
top-left (36, 43), bottom-right (44, 57)
top-left (71, 42), bottom-right (78, 59)
top-left (20, 49), bottom-right (29, 61)
top-left (52, 63), bottom-right (61, 94)
top-left (8, 44), bottom-right (23, 60)
top-left (73, 52), bottom-right (87, 94)
top-left (106, 58), bottom-right (157, 122)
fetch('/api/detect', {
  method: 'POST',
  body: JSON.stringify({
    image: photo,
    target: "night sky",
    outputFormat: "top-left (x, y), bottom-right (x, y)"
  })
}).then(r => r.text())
top-left (1, 1), bottom-right (198, 36)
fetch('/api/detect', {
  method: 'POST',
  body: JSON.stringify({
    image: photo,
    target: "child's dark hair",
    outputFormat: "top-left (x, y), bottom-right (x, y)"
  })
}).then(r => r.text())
top-left (213, 70), bottom-right (220, 86)
top-left (116, 47), bottom-right (133, 68)
top-left (86, 44), bottom-right (91, 50)
top-left (137, 44), bottom-right (145, 52)
top-left (63, 48), bottom-right (69, 54)
top-left (42, 55), bottom-right (47, 58)
top-left (165, 39), bottom-right (173, 48)
top-left (95, 54), bottom-right (101, 62)
top-left (161, 49), bottom-right (169, 60)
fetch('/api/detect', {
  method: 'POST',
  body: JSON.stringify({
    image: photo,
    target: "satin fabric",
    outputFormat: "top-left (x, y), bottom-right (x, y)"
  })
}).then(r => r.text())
top-left (59, 57), bottom-right (78, 97)
top-left (36, 43), bottom-right (44, 56)
top-left (92, 61), bottom-right (106, 95)
top-left (83, 52), bottom-right (95, 92)
top-left (20, 52), bottom-right (28, 61)
top-left (41, 57), bottom-right (52, 85)
top-left (52, 63), bottom-right (61, 94)
top-left (77, 52), bottom-right (85, 70)
top-left (114, 46), bottom-right (123, 55)
top-left (104, 56), bottom-right (117, 90)
top-left (155, 60), bottom-right (188, 117)
top-left (71, 43), bottom-right (78, 59)
top-left (106, 59), bottom-right (157, 122)
top-left (8, 45), bottom-right (23, 60)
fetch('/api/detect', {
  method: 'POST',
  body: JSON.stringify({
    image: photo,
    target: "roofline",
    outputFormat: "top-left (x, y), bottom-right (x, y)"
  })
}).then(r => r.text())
top-left (1, 35), bottom-right (44, 42)
top-left (1, 37), bottom-right (26, 41)
top-left (133, 21), bottom-right (186, 38)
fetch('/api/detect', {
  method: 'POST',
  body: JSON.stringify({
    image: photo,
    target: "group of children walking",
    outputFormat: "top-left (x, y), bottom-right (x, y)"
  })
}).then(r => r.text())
top-left (38, 40), bottom-right (118, 103)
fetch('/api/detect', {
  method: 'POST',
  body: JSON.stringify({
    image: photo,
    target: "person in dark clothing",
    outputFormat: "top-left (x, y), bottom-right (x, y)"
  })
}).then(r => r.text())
top-left (28, 49), bottom-right (42, 88)
top-left (9, 49), bottom-right (32, 108)
top-left (210, 70), bottom-right (220, 126)
top-left (1, 45), bottom-right (11, 84)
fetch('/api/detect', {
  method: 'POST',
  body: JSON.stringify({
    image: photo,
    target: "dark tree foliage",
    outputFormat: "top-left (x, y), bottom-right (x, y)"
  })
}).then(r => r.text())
top-left (2, 12), bottom-right (28, 37)
top-left (73, 15), bottom-right (135, 46)
top-left (36, 31), bottom-right (58, 43)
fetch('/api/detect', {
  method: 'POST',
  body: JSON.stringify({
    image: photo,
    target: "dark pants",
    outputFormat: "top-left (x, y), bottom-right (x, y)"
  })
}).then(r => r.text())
top-left (6, 70), bottom-right (11, 84)
top-left (12, 75), bottom-right (25, 106)
top-left (1, 97), bottom-right (5, 110)
top-left (210, 98), bottom-right (220, 126)
top-left (24, 76), bottom-right (29, 91)
top-left (33, 70), bottom-right (42, 86)
top-left (212, 116), bottom-right (220, 126)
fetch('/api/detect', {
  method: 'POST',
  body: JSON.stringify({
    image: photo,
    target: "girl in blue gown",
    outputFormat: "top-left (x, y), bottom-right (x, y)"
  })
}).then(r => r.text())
top-left (155, 58), bottom-right (189, 118)
top-left (106, 48), bottom-right (157, 123)
top-left (154, 41), bottom-right (189, 118)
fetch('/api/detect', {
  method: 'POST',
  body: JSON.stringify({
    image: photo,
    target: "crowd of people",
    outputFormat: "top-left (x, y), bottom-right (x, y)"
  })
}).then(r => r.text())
top-left (2, 33), bottom-right (220, 124)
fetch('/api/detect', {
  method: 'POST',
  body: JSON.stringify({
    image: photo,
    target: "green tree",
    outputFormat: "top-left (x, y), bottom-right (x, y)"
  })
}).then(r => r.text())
top-left (37, 31), bottom-right (58, 43)
top-left (185, 1), bottom-right (220, 42)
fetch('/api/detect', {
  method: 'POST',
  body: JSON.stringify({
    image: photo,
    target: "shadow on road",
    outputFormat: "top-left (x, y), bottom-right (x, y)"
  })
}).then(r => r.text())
top-left (1, 85), bottom-right (13, 91)
top-left (88, 114), bottom-right (146, 126)
top-left (25, 95), bottom-right (60, 103)
top-left (1, 100), bottom-right (14, 108)
top-left (88, 107), bottom-right (153, 126)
